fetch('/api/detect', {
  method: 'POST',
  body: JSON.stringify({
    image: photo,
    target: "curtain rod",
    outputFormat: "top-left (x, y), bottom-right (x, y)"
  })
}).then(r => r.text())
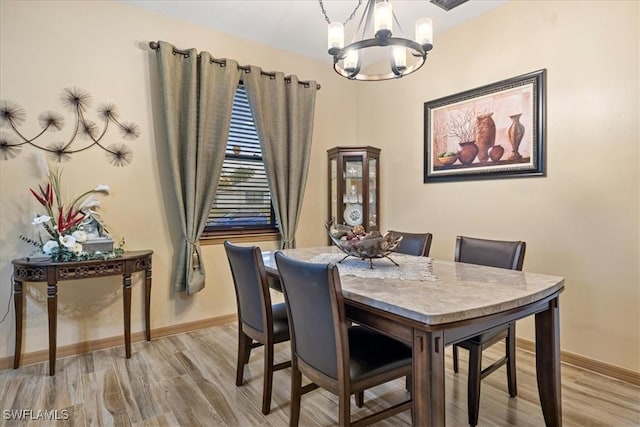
top-left (148, 41), bottom-right (321, 90)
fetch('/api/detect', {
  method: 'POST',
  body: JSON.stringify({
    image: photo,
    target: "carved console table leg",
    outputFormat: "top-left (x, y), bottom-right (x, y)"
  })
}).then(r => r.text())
top-left (13, 279), bottom-right (23, 369)
top-left (145, 266), bottom-right (152, 342)
top-left (123, 273), bottom-right (132, 358)
top-left (47, 276), bottom-right (58, 376)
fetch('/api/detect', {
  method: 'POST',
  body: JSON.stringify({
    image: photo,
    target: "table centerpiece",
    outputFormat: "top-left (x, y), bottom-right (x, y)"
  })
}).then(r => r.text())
top-left (325, 219), bottom-right (403, 269)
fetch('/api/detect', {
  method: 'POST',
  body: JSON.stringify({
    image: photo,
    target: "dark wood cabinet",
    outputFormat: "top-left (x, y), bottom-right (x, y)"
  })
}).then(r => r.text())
top-left (327, 146), bottom-right (380, 233)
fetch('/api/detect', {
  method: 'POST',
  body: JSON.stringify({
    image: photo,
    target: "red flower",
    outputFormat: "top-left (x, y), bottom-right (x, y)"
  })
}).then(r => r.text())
top-left (56, 205), bottom-right (85, 234)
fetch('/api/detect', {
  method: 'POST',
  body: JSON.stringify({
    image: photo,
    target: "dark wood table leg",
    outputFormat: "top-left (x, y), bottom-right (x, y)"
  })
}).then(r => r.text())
top-left (13, 279), bottom-right (23, 369)
top-left (47, 278), bottom-right (58, 376)
top-left (535, 297), bottom-right (562, 426)
top-left (144, 266), bottom-right (152, 341)
top-left (412, 329), bottom-right (445, 427)
top-left (123, 273), bottom-right (132, 358)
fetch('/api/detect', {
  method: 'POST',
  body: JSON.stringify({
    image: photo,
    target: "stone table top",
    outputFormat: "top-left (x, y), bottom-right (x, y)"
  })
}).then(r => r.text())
top-left (262, 246), bottom-right (565, 326)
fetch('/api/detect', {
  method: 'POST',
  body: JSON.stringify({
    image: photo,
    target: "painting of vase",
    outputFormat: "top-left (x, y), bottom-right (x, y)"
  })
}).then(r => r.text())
top-left (507, 113), bottom-right (525, 160)
top-left (475, 112), bottom-right (496, 162)
top-left (458, 141), bottom-right (479, 165)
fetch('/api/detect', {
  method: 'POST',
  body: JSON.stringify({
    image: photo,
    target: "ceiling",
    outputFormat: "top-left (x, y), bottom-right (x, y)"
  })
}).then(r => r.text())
top-left (123, 0), bottom-right (507, 63)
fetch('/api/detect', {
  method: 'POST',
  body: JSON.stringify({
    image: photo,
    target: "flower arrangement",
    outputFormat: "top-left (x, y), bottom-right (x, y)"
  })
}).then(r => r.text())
top-left (22, 161), bottom-right (124, 262)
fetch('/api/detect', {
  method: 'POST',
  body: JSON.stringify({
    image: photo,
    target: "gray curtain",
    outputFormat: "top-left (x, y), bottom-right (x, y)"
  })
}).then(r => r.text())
top-left (243, 67), bottom-right (318, 249)
top-left (155, 41), bottom-right (241, 294)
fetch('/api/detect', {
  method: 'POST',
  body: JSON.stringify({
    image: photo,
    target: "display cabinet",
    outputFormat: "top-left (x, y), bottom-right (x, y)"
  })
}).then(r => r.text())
top-left (327, 146), bottom-right (380, 234)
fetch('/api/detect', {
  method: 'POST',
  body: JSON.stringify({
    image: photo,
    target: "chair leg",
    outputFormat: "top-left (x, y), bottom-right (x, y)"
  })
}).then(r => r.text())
top-left (236, 329), bottom-right (252, 386)
top-left (467, 345), bottom-right (482, 427)
top-left (290, 364), bottom-right (302, 427)
top-left (355, 391), bottom-right (364, 408)
top-left (453, 344), bottom-right (459, 373)
top-left (244, 345), bottom-right (252, 364)
top-left (262, 341), bottom-right (274, 415)
top-left (338, 388), bottom-right (351, 427)
top-left (506, 323), bottom-right (518, 397)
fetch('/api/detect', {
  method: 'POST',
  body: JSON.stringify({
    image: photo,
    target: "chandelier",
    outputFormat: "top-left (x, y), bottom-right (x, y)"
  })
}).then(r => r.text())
top-left (319, 0), bottom-right (433, 81)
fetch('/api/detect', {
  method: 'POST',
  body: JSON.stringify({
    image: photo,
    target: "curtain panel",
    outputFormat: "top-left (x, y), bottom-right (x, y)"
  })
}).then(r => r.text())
top-left (243, 67), bottom-right (318, 249)
top-left (153, 41), bottom-right (318, 294)
top-left (154, 41), bottom-right (241, 295)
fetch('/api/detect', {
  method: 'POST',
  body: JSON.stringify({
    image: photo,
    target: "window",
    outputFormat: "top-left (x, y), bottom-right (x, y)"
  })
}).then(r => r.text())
top-left (203, 85), bottom-right (278, 239)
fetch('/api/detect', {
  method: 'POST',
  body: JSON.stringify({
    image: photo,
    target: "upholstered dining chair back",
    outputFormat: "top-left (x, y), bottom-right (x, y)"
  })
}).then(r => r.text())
top-left (453, 235), bottom-right (526, 426)
top-left (275, 251), bottom-right (412, 426)
top-left (224, 241), bottom-right (270, 332)
top-left (391, 231), bottom-right (433, 257)
top-left (274, 252), bottom-right (342, 380)
top-left (224, 241), bottom-right (291, 415)
top-left (455, 236), bottom-right (526, 271)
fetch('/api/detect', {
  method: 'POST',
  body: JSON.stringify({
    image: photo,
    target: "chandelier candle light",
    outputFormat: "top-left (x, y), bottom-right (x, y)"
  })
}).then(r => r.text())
top-left (322, 0), bottom-right (433, 81)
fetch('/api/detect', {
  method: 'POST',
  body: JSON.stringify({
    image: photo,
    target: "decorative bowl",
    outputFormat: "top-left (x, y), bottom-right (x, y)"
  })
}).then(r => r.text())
top-left (437, 154), bottom-right (458, 166)
top-left (325, 220), bottom-right (403, 267)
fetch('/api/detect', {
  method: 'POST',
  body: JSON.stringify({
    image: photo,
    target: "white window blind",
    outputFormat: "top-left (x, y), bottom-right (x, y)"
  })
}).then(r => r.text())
top-left (206, 85), bottom-right (276, 231)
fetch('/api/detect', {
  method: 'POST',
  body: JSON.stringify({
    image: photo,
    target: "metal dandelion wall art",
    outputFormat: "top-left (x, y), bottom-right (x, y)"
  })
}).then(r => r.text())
top-left (0, 87), bottom-right (140, 166)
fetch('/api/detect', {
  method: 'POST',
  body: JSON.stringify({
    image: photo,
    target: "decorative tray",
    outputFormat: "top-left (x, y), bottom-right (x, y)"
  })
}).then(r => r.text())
top-left (325, 220), bottom-right (403, 268)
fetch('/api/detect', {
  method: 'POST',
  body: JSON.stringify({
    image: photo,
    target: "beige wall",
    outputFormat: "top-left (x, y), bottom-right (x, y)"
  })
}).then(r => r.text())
top-left (356, 1), bottom-right (639, 371)
top-left (0, 0), bottom-right (352, 360)
top-left (1, 0), bottom-right (638, 374)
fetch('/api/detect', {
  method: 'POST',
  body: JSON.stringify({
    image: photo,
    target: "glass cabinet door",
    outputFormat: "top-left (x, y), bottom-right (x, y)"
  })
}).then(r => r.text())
top-left (330, 158), bottom-right (338, 223)
top-left (327, 146), bottom-right (380, 237)
top-left (343, 157), bottom-right (363, 227)
top-left (368, 157), bottom-right (377, 229)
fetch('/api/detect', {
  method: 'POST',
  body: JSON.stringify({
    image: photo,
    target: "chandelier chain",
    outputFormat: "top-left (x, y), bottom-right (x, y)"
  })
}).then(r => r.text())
top-left (318, 0), bottom-right (363, 25)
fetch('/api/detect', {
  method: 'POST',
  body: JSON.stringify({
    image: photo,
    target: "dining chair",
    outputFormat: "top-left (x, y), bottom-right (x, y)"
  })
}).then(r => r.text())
top-left (388, 230), bottom-right (433, 397)
top-left (223, 241), bottom-right (291, 415)
top-left (274, 251), bottom-right (413, 427)
top-left (390, 231), bottom-right (433, 257)
top-left (453, 235), bottom-right (526, 427)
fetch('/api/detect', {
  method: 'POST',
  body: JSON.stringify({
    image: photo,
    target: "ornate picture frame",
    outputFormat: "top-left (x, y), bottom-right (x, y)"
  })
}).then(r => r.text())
top-left (424, 69), bottom-right (546, 182)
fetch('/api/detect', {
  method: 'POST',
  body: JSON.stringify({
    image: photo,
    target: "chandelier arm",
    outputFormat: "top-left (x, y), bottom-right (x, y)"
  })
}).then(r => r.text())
top-left (392, 10), bottom-right (406, 37)
top-left (352, 0), bottom-right (375, 44)
top-left (332, 36), bottom-right (429, 81)
top-left (334, 55), bottom-right (426, 81)
top-left (334, 37), bottom-right (428, 60)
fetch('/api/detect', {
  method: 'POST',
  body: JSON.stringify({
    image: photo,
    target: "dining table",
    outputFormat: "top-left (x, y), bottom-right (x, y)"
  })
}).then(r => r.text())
top-left (262, 246), bottom-right (565, 427)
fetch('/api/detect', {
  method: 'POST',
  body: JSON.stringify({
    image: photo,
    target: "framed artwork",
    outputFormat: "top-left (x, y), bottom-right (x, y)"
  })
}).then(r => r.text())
top-left (424, 69), bottom-right (546, 182)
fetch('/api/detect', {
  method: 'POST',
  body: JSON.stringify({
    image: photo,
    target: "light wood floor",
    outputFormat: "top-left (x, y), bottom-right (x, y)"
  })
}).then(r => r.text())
top-left (1, 322), bottom-right (639, 426)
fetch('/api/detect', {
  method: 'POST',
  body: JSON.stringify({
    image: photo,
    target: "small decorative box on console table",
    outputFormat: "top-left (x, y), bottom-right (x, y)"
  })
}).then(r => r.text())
top-left (82, 237), bottom-right (115, 253)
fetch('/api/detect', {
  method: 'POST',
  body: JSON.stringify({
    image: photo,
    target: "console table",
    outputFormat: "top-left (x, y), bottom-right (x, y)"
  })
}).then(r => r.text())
top-left (12, 250), bottom-right (153, 375)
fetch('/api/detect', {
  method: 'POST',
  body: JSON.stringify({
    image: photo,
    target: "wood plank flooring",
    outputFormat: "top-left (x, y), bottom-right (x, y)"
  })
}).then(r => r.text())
top-left (1, 322), bottom-right (639, 426)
